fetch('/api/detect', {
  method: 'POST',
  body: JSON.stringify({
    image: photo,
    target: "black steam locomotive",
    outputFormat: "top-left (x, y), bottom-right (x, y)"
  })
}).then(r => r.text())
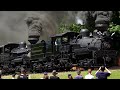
top-left (29, 29), bottom-right (120, 72)
top-left (0, 29), bottom-right (120, 74)
top-left (0, 42), bottom-right (30, 74)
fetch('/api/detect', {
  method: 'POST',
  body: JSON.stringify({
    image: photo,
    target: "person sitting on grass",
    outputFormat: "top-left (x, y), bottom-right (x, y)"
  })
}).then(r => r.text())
top-left (95, 66), bottom-right (111, 79)
top-left (68, 74), bottom-right (73, 79)
top-left (84, 68), bottom-right (94, 79)
top-left (74, 70), bottom-right (83, 79)
top-left (50, 70), bottom-right (60, 79)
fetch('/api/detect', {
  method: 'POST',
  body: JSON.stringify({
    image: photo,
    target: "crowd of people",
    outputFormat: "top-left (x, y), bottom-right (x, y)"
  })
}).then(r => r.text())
top-left (0, 66), bottom-right (111, 79)
top-left (39, 66), bottom-right (111, 79)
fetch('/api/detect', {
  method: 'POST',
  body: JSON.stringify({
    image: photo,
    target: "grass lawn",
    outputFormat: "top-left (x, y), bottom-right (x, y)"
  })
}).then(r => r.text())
top-left (2, 69), bottom-right (120, 79)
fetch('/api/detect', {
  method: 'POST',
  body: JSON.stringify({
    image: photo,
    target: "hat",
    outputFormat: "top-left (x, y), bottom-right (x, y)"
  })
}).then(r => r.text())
top-left (44, 72), bottom-right (48, 75)
top-left (52, 70), bottom-right (58, 75)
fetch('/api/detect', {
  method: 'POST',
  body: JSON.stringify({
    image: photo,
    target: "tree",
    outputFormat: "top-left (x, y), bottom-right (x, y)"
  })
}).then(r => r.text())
top-left (111, 11), bottom-right (120, 25)
top-left (58, 23), bottom-right (86, 33)
top-left (59, 11), bottom-right (120, 34)
top-left (108, 23), bottom-right (120, 34)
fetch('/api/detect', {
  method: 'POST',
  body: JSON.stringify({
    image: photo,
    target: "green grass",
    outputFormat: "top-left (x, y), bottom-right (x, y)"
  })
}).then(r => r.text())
top-left (2, 69), bottom-right (120, 79)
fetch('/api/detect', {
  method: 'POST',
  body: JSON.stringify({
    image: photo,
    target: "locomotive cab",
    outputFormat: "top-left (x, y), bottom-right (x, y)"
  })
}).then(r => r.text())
top-left (51, 31), bottom-right (79, 54)
top-left (50, 31), bottom-right (79, 70)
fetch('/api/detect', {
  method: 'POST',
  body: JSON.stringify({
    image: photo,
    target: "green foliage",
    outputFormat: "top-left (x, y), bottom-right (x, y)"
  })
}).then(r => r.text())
top-left (59, 22), bottom-right (120, 34)
top-left (58, 23), bottom-right (69, 33)
top-left (58, 23), bottom-right (86, 33)
top-left (108, 23), bottom-right (120, 34)
top-left (69, 24), bottom-right (86, 33)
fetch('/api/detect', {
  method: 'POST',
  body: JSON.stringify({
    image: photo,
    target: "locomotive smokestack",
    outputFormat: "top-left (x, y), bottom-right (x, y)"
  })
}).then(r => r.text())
top-left (94, 11), bottom-right (113, 32)
top-left (25, 16), bottom-right (42, 44)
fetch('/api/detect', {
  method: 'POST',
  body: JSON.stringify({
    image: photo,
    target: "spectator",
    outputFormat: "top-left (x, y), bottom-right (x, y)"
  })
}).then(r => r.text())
top-left (74, 70), bottom-right (83, 79)
top-left (43, 72), bottom-right (49, 79)
top-left (85, 68), bottom-right (94, 79)
top-left (0, 74), bottom-right (2, 79)
top-left (50, 70), bottom-right (60, 79)
top-left (12, 74), bottom-right (16, 79)
top-left (0, 67), bottom-right (2, 75)
top-left (95, 66), bottom-right (111, 79)
top-left (26, 71), bottom-right (31, 79)
top-left (68, 74), bottom-right (73, 79)
top-left (17, 68), bottom-right (28, 79)
top-left (0, 67), bottom-right (3, 79)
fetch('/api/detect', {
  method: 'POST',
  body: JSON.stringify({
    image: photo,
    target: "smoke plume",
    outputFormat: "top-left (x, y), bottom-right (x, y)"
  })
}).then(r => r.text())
top-left (0, 11), bottom-right (76, 45)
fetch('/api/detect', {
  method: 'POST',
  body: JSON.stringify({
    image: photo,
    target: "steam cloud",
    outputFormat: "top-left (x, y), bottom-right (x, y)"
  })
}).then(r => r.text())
top-left (0, 11), bottom-right (93, 45)
top-left (0, 11), bottom-right (76, 45)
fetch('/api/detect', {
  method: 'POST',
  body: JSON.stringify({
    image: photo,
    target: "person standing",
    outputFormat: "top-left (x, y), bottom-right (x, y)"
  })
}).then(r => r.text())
top-left (12, 74), bottom-right (16, 79)
top-left (50, 70), bottom-right (60, 79)
top-left (17, 68), bottom-right (28, 79)
top-left (43, 72), bottom-right (49, 79)
top-left (0, 67), bottom-right (2, 75)
top-left (0, 74), bottom-right (2, 79)
top-left (68, 74), bottom-right (73, 79)
top-left (85, 68), bottom-right (94, 79)
top-left (74, 70), bottom-right (83, 79)
top-left (95, 66), bottom-right (111, 79)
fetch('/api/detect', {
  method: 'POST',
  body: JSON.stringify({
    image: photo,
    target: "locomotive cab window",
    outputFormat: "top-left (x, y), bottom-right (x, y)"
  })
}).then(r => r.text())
top-left (0, 47), bottom-right (3, 54)
top-left (62, 36), bottom-right (68, 44)
top-left (55, 38), bottom-right (61, 45)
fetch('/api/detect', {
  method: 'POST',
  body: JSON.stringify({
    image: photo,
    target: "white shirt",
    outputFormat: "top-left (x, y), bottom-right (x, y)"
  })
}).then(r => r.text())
top-left (85, 73), bottom-right (94, 79)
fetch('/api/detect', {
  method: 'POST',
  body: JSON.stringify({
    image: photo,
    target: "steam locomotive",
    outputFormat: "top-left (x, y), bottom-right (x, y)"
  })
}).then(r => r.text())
top-left (29, 28), bottom-right (120, 72)
top-left (0, 42), bottom-right (30, 74)
top-left (0, 28), bottom-right (120, 74)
